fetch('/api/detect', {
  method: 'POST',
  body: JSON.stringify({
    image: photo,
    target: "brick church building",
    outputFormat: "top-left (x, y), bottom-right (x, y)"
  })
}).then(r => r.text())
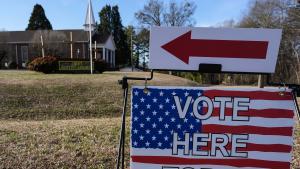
top-left (0, 1), bottom-right (116, 69)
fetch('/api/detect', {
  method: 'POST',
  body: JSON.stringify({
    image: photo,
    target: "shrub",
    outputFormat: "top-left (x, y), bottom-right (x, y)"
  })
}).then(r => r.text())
top-left (94, 59), bottom-right (108, 73)
top-left (28, 56), bottom-right (58, 73)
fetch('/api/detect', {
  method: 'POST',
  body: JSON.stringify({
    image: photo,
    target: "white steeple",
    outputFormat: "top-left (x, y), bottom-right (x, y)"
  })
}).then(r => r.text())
top-left (84, 0), bottom-right (96, 31)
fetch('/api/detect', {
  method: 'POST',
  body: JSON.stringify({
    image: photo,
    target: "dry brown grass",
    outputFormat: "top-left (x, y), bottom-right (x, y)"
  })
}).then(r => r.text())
top-left (0, 70), bottom-right (197, 168)
top-left (0, 71), bottom-right (197, 120)
top-left (0, 118), bottom-right (127, 169)
top-left (292, 99), bottom-right (300, 169)
top-left (293, 121), bottom-right (300, 169)
top-left (0, 70), bottom-right (299, 168)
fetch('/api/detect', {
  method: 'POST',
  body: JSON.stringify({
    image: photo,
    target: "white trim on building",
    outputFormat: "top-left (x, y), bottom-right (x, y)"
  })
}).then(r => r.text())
top-left (92, 35), bottom-right (116, 68)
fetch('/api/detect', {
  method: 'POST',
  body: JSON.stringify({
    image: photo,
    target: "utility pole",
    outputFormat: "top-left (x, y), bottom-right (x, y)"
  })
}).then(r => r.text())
top-left (94, 41), bottom-right (97, 59)
top-left (40, 35), bottom-right (45, 58)
top-left (70, 32), bottom-right (73, 59)
top-left (258, 74), bottom-right (265, 88)
top-left (88, 0), bottom-right (93, 74)
top-left (131, 32), bottom-right (134, 72)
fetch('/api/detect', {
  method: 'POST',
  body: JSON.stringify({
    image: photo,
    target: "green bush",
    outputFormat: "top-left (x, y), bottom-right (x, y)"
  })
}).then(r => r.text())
top-left (94, 59), bottom-right (108, 73)
top-left (28, 56), bottom-right (58, 73)
top-left (28, 57), bottom-right (108, 74)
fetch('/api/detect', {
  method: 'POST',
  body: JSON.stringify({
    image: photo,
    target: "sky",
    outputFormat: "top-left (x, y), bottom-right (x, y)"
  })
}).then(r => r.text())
top-left (0, 0), bottom-right (251, 31)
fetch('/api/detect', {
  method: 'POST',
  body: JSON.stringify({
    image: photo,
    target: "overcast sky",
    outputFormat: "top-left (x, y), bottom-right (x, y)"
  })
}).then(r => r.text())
top-left (0, 0), bottom-right (251, 31)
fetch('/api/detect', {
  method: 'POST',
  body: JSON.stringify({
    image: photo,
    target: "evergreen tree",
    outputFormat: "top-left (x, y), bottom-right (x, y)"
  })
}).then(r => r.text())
top-left (111, 6), bottom-right (130, 65)
top-left (97, 5), bottom-right (130, 65)
top-left (125, 26), bottom-right (149, 69)
top-left (26, 4), bottom-right (52, 30)
top-left (97, 5), bottom-right (112, 35)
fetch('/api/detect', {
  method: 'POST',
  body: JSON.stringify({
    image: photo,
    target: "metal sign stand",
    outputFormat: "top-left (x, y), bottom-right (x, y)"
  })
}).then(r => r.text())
top-left (116, 71), bottom-right (154, 169)
top-left (115, 65), bottom-right (300, 169)
top-left (266, 76), bottom-right (300, 121)
top-left (292, 91), bottom-right (300, 121)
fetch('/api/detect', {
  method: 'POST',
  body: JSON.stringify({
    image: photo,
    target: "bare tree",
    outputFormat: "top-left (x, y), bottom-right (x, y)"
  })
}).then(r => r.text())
top-left (164, 0), bottom-right (196, 26)
top-left (240, 0), bottom-right (290, 28)
top-left (238, 0), bottom-right (300, 84)
top-left (134, 0), bottom-right (196, 71)
top-left (218, 19), bottom-right (236, 28)
top-left (135, 0), bottom-right (164, 26)
top-left (135, 0), bottom-right (196, 27)
top-left (286, 7), bottom-right (300, 83)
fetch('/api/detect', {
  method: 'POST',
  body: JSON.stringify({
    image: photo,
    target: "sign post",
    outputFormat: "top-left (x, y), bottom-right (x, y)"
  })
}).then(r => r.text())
top-left (115, 26), bottom-right (299, 169)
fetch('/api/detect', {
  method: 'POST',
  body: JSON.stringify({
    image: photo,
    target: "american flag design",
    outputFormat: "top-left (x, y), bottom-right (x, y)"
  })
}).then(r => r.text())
top-left (130, 86), bottom-right (296, 169)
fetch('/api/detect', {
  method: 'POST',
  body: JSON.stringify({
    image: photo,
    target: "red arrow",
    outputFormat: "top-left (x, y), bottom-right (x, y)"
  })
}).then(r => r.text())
top-left (161, 31), bottom-right (269, 64)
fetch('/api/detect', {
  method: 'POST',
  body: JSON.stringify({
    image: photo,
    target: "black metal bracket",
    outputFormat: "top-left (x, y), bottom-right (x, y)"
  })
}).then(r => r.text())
top-left (292, 90), bottom-right (300, 122)
top-left (266, 75), bottom-right (300, 121)
top-left (116, 70), bottom-right (154, 169)
top-left (154, 63), bottom-right (269, 75)
top-left (198, 63), bottom-right (222, 73)
top-left (118, 70), bottom-right (154, 90)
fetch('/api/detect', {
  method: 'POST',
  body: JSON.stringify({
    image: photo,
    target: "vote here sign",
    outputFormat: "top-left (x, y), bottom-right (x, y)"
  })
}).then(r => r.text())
top-left (131, 87), bottom-right (296, 169)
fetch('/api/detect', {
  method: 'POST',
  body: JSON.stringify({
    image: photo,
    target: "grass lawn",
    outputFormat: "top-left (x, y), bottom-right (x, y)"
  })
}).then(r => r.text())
top-left (0, 70), bottom-right (197, 120)
top-left (0, 70), bottom-right (299, 168)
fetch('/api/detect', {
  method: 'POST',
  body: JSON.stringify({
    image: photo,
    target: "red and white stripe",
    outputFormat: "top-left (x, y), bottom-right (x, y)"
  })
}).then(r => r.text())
top-left (131, 88), bottom-right (296, 169)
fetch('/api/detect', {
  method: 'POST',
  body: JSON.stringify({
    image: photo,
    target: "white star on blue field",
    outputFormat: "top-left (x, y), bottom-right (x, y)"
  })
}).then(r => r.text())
top-left (131, 87), bottom-right (204, 150)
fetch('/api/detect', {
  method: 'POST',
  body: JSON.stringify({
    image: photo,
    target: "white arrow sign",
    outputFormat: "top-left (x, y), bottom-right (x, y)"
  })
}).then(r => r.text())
top-left (149, 27), bottom-right (282, 73)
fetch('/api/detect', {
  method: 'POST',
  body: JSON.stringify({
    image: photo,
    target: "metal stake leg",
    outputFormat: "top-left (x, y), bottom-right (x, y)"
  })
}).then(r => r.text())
top-left (292, 90), bottom-right (300, 122)
top-left (116, 87), bottom-right (129, 169)
top-left (121, 112), bottom-right (126, 169)
top-left (116, 71), bottom-right (154, 169)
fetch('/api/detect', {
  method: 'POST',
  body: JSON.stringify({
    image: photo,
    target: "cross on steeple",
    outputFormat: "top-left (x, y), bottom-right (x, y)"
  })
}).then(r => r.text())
top-left (84, 0), bottom-right (96, 31)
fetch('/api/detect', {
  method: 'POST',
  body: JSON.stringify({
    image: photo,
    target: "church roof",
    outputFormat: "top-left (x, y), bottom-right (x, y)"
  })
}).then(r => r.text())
top-left (92, 33), bottom-right (111, 44)
top-left (83, 0), bottom-right (96, 31)
top-left (0, 30), bottom-right (110, 44)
